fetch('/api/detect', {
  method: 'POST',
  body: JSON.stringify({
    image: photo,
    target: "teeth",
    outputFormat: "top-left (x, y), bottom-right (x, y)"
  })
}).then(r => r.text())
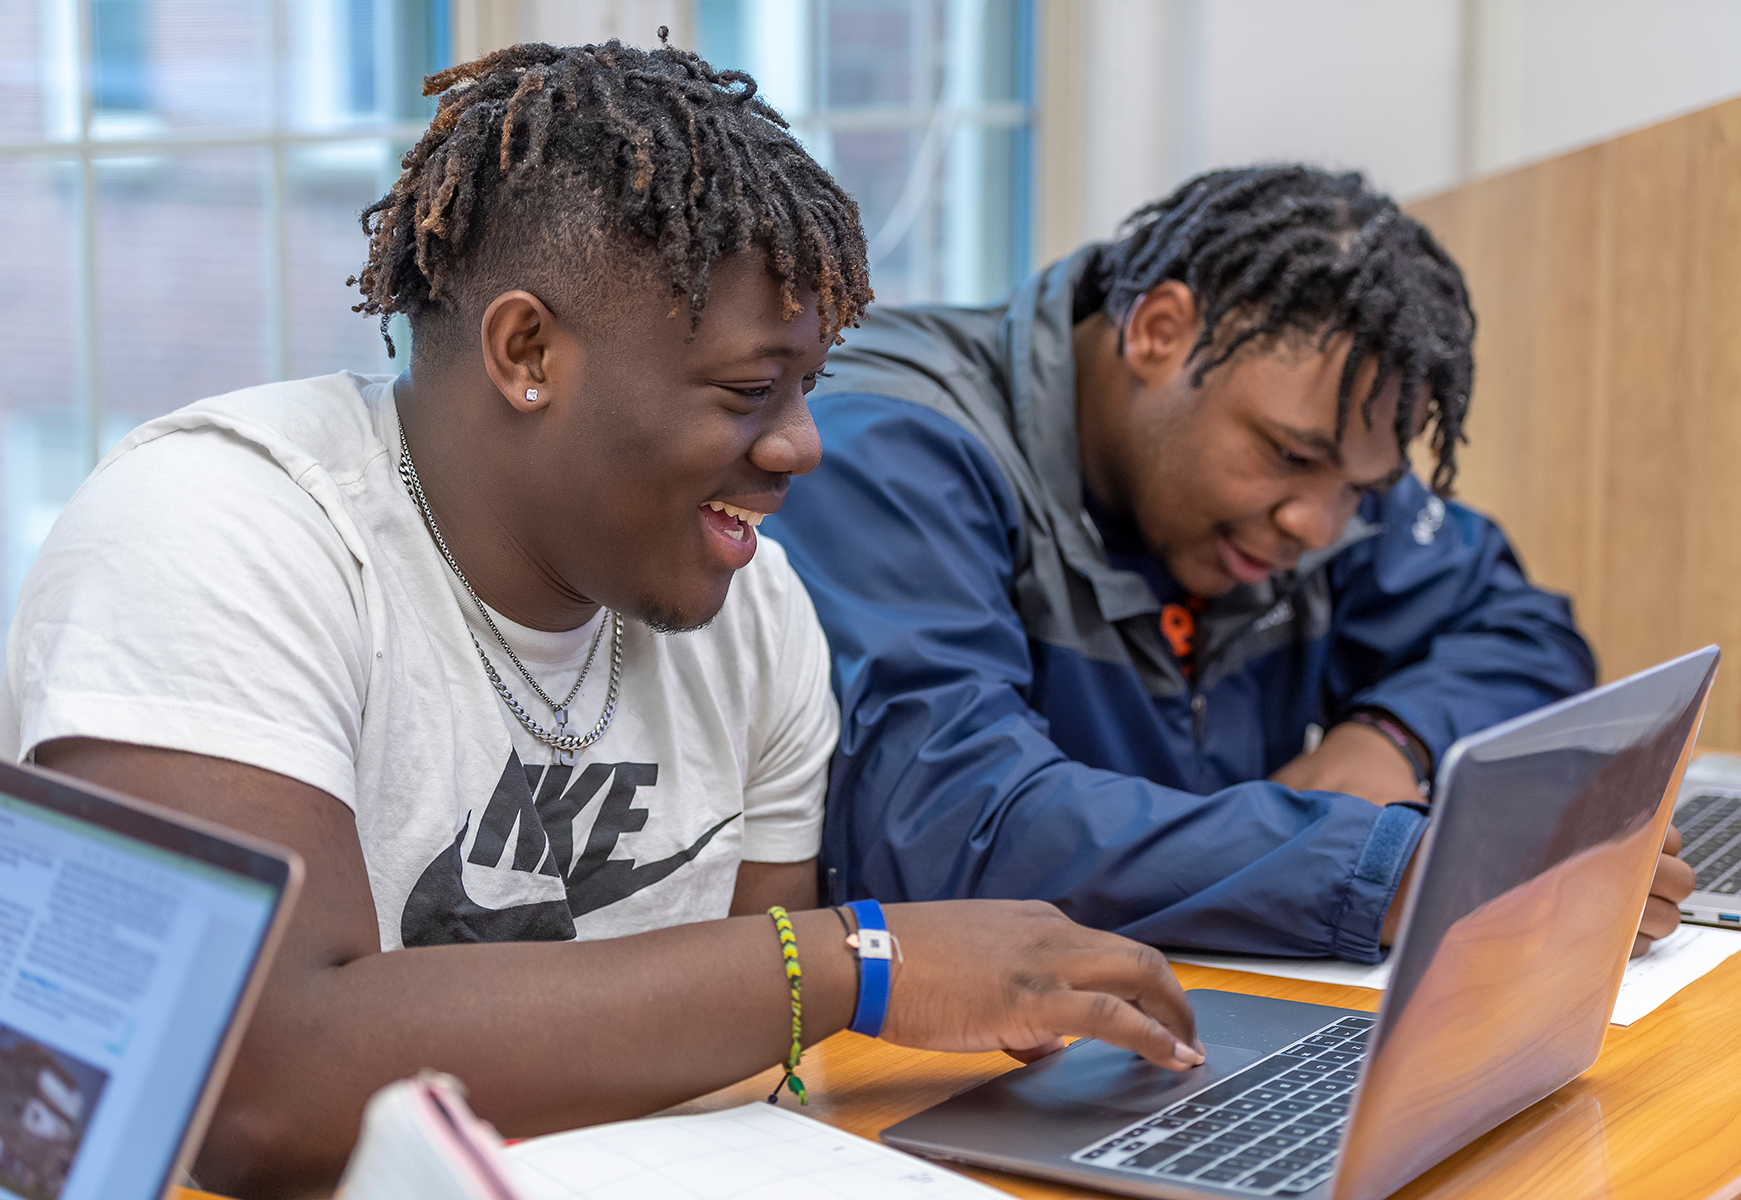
top-left (705, 500), bottom-right (765, 527)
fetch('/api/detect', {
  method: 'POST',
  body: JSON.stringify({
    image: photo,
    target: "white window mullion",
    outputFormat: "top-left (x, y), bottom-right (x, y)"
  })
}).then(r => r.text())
top-left (944, 0), bottom-right (990, 304)
top-left (264, 0), bottom-right (291, 382)
top-left (809, 0), bottom-right (829, 170)
top-left (910, 0), bottom-right (938, 299)
top-left (266, 139), bottom-right (291, 381)
top-left (73, 0), bottom-right (102, 470)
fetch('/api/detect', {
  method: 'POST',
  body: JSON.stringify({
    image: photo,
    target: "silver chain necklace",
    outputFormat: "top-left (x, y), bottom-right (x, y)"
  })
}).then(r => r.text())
top-left (397, 426), bottom-right (622, 765)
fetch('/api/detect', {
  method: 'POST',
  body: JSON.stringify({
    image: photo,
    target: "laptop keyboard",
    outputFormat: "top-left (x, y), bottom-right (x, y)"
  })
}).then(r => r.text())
top-left (1070, 1014), bottom-right (1372, 1195)
top-left (1676, 794), bottom-right (1741, 894)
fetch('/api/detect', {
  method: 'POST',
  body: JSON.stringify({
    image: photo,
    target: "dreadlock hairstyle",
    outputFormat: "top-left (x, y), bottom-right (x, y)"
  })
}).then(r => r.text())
top-left (349, 31), bottom-right (872, 358)
top-left (1098, 166), bottom-right (1474, 495)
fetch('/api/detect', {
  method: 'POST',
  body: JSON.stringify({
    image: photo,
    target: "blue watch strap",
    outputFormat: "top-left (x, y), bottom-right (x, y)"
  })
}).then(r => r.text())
top-left (844, 899), bottom-right (891, 1037)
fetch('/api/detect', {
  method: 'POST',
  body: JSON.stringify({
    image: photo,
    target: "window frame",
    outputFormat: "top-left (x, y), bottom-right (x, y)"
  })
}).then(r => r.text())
top-left (0, 0), bottom-right (441, 469)
top-left (696, 0), bottom-right (1036, 305)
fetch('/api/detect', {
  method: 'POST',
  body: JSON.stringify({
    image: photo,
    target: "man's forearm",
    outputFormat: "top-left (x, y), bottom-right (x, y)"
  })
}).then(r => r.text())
top-left (833, 718), bottom-right (1409, 961)
top-left (35, 738), bottom-right (854, 1198)
top-left (206, 909), bottom-right (858, 1196)
top-left (1269, 719), bottom-right (1427, 808)
top-left (26, 692), bottom-right (1200, 1196)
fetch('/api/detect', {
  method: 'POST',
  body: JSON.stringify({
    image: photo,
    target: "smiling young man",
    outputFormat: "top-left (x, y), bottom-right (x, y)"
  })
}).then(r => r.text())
top-left (0, 41), bottom-right (1204, 1196)
top-left (765, 166), bottom-right (1693, 964)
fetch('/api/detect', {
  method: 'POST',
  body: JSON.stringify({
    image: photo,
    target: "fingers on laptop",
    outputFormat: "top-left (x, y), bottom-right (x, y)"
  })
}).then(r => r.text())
top-left (1042, 937), bottom-right (1202, 1056)
top-left (1664, 823), bottom-right (1683, 857)
top-left (1040, 987), bottom-right (1206, 1072)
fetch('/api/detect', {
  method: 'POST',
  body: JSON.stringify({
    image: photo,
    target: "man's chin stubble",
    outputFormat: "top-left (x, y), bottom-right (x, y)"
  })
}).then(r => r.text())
top-left (629, 596), bottom-right (719, 636)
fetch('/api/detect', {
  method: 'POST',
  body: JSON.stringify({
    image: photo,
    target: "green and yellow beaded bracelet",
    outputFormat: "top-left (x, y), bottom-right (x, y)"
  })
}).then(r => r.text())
top-left (766, 905), bottom-right (807, 1105)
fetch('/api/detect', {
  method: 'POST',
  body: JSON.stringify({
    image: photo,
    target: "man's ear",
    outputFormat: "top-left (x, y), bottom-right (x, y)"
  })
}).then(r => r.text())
top-left (1121, 280), bottom-right (1199, 389)
top-left (480, 290), bottom-right (559, 413)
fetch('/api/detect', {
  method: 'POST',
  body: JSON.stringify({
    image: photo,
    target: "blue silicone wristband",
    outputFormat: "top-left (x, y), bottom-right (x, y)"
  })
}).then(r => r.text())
top-left (845, 899), bottom-right (891, 1038)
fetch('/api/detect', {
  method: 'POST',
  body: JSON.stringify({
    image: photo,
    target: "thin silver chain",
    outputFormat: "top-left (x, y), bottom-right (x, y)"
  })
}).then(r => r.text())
top-left (397, 425), bottom-right (622, 758)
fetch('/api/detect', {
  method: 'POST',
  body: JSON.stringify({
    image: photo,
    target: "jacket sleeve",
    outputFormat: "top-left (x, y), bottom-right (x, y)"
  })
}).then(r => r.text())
top-left (764, 393), bottom-right (1425, 963)
top-left (1328, 476), bottom-right (1597, 771)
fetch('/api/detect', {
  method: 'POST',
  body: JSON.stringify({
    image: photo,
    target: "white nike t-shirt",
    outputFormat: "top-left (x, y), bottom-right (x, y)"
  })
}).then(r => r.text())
top-left (1, 372), bottom-right (837, 950)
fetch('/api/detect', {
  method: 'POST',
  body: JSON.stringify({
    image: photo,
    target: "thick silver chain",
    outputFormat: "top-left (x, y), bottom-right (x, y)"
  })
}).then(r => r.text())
top-left (397, 426), bottom-right (622, 760)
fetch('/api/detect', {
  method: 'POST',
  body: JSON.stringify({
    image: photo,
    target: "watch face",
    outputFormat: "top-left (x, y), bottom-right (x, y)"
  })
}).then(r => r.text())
top-left (859, 929), bottom-right (894, 959)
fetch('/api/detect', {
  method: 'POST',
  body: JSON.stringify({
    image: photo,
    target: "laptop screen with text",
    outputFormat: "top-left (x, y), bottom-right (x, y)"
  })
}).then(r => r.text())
top-left (0, 789), bottom-right (280, 1200)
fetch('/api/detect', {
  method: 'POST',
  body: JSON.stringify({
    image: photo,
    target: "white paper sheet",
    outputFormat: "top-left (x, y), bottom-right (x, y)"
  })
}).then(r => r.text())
top-left (1609, 923), bottom-right (1741, 1023)
top-left (504, 1101), bottom-right (1008, 1200)
top-left (1167, 923), bottom-right (1741, 1026)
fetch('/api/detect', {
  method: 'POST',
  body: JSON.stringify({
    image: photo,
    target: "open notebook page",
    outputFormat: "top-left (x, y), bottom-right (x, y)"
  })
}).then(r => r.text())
top-left (503, 1101), bottom-right (1006, 1200)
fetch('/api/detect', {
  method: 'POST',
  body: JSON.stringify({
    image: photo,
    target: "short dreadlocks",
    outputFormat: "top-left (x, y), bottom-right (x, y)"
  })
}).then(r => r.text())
top-left (350, 32), bottom-right (872, 359)
top-left (1097, 166), bottom-right (1474, 494)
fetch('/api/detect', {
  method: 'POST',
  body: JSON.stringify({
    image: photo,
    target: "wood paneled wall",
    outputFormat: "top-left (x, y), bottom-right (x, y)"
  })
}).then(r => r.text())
top-left (1407, 95), bottom-right (1741, 745)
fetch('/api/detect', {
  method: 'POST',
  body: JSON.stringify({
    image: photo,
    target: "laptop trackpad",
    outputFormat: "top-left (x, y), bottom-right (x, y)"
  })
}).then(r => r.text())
top-left (882, 1039), bottom-right (1266, 1165)
top-left (999, 1039), bottom-right (1265, 1119)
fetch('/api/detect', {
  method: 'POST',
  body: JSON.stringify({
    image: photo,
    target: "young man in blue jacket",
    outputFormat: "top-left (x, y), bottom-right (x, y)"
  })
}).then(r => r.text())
top-left (766, 166), bottom-right (1692, 964)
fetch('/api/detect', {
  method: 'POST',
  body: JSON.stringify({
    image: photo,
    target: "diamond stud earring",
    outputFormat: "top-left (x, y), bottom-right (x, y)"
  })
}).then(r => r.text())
top-left (525, 388), bottom-right (539, 402)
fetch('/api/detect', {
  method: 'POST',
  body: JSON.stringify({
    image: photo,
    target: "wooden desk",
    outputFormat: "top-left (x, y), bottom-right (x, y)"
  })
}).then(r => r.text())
top-left (660, 958), bottom-right (1741, 1200)
top-left (171, 953), bottom-right (1741, 1200)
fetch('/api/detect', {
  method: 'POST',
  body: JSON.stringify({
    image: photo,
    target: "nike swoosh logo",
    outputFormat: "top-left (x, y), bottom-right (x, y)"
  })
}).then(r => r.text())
top-left (400, 816), bottom-right (576, 947)
top-left (565, 813), bottom-right (740, 918)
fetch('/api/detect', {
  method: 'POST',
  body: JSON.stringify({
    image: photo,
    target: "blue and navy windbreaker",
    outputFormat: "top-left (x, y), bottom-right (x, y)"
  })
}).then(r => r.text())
top-left (763, 246), bottom-right (1596, 963)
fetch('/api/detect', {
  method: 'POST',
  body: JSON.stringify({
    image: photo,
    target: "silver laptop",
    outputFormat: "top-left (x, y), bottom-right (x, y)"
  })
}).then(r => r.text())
top-left (1671, 753), bottom-right (1741, 928)
top-left (0, 758), bottom-right (303, 1200)
top-left (883, 645), bottom-right (1718, 1200)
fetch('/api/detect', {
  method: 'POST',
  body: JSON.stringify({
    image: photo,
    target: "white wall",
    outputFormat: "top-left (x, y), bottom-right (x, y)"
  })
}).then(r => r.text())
top-left (1075, 0), bottom-right (1196, 247)
top-left (1196, 0), bottom-right (1463, 198)
top-left (1465, 0), bottom-right (1741, 177)
top-left (1041, 0), bottom-right (1741, 258)
top-left (458, 1), bottom-right (1741, 268)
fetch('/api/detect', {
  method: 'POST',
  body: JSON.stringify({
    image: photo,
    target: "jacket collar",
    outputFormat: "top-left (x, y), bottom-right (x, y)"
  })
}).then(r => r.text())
top-left (998, 247), bottom-right (1163, 622)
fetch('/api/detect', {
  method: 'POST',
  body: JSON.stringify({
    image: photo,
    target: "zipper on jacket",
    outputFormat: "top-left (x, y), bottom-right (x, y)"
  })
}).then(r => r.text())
top-left (1183, 575), bottom-right (1310, 752)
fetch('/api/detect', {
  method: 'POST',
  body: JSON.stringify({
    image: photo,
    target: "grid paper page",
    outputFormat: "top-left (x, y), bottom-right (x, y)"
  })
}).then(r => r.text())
top-left (503, 1102), bottom-right (1008, 1200)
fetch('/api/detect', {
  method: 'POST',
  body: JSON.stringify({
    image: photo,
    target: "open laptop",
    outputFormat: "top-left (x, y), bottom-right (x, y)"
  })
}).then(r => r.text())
top-left (1670, 753), bottom-right (1741, 928)
top-left (0, 758), bottom-right (302, 1200)
top-left (883, 645), bottom-right (1718, 1200)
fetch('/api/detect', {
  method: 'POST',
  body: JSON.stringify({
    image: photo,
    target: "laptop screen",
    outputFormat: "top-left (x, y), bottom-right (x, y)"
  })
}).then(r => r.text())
top-left (1332, 646), bottom-right (1716, 1200)
top-left (0, 788), bottom-right (280, 1200)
